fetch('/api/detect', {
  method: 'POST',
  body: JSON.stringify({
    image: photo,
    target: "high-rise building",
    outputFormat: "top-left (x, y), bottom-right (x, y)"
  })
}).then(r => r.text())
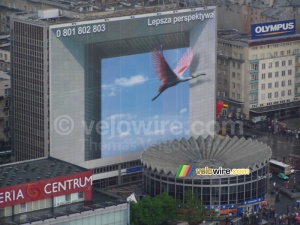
top-left (11, 6), bottom-right (217, 188)
top-left (217, 23), bottom-right (300, 121)
top-left (11, 18), bottom-right (50, 161)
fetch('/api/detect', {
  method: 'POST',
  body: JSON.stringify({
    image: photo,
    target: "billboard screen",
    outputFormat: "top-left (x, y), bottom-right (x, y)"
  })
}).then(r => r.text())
top-left (49, 7), bottom-right (216, 165)
top-left (251, 20), bottom-right (296, 40)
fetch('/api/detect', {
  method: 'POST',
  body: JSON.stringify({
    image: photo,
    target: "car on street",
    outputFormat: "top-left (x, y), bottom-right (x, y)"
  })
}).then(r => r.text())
top-left (277, 173), bottom-right (289, 180)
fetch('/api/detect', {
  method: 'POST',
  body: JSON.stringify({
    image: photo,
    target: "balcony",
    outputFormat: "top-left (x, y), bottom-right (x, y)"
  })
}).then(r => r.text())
top-left (296, 73), bottom-right (300, 77)
top-left (249, 100), bottom-right (258, 104)
top-left (249, 59), bottom-right (259, 64)
top-left (250, 89), bottom-right (258, 94)
top-left (294, 53), bottom-right (300, 57)
top-left (295, 93), bottom-right (300, 97)
top-left (250, 79), bottom-right (258, 84)
top-left (295, 82), bottom-right (300, 87)
top-left (250, 70), bottom-right (259, 74)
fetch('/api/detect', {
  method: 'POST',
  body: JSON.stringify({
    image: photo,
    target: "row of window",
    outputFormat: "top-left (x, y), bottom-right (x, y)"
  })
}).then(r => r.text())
top-left (252, 42), bottom-right (300, 50)
top-left (0, 192), bottom-right (84, 218)
top-left (261, 90), bottom-right (293, 100)
top-left (218, 59), bottom-right (242, 68)
top-left (250, 98), bottom-right (300, 108)
top-left (261, 60), bottom-right (293, 69)
top-left (14, 22), bottom-right (44, 40)
top-left (93, 172), bottom-right (143, 189)
top-left (92, 160), bottom-right (141, 174)
top-left (251, 49), bottom-right (299, 60)
top-left (261, 70), bottom-right (293, 79)
top-left (261, 80), bottom-right (293, 89)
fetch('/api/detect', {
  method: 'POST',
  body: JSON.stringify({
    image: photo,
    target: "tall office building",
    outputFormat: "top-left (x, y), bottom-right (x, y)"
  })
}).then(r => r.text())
top-left (11, 6), bottom-right (217, 187)
top-left (11, 18), bottom-right (50, 161)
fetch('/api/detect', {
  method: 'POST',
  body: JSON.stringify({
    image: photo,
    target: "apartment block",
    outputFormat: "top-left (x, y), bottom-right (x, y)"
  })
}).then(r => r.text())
top-left (217, 30), bottom-right (300, 120)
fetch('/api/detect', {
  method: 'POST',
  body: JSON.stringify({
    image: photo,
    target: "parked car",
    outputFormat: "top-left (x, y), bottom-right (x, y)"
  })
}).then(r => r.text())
top-left (277, 173), bottom-right (289, 180)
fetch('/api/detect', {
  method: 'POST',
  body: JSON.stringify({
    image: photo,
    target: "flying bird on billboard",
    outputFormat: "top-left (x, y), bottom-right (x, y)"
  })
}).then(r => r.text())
top-left (151, 47), bottom-right (206, 101)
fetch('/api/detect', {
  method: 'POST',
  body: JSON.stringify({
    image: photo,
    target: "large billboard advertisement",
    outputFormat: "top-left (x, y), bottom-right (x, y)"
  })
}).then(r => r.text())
top-left (251, 20), bottom-right (296, 40)
top-left (49, 7), bottom-right (216, 166)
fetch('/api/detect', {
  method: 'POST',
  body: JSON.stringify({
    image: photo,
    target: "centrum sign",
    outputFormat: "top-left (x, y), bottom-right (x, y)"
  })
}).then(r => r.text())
top-left (0, 171), bottom-right (92, 208)
top-left (251, 20), bottom-right (296, 39)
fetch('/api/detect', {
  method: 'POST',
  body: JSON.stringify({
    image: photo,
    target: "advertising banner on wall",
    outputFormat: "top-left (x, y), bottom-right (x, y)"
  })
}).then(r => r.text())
top-left (0, 171), bottom-right (92, 208)
top-left (49, 7), bottom-right (216, 165)
top-left (251, 20), bottom-right (296, 40)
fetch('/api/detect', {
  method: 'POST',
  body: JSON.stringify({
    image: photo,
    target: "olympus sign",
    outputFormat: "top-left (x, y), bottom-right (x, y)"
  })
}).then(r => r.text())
top-left (251, 20), bottom-right (296, 40)
top-left (255, 22), bottom-right (294, 34)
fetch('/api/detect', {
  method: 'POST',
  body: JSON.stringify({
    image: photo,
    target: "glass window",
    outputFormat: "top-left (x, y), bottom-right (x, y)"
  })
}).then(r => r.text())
top-left (203, 179), bottom-right (211, 185)
top-left (282, 60), bottom-right (286, 66)
top-left (19, 203), bottom-right (27, 213)
top-left (221, 178), bottom-right (228, 184)
top-left (268, 83), bottom-right (272, 88)
top-left (238, 175), bottom-right (244, 183)
top-left (268, 93), bottom-right (272, 99)
top-left (65, 194), bottom-right (71, 203)
top-left (268, 62), bottom-right (272, 68)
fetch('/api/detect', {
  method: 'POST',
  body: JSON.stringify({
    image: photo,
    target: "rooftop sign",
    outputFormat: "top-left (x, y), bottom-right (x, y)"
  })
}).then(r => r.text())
top-left (251, 20), bottom-right (296, 40)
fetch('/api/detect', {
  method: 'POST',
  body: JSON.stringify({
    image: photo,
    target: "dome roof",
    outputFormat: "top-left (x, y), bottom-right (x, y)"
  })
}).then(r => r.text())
top-left (141, 135), bottom-right (272, 178)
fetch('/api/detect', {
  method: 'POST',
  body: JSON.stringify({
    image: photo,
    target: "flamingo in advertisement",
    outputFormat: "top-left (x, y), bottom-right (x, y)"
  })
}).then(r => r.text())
top-left (151, 47), bottom-right (206, 101)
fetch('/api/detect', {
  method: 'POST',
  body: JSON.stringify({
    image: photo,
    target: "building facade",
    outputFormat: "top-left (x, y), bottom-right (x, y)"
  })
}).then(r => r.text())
top-left (0, 157), bottom-right (129, 225)
top-left (141, 135), bottom-right (272, 215)
top-left (11, 18), bottom-right (50, 161)
top-left (217, 29), bottom-right (300, 120)
top-left (11, 5), bottom-right (217, 188)
top-left (0, 72), bottom-right (11, 163)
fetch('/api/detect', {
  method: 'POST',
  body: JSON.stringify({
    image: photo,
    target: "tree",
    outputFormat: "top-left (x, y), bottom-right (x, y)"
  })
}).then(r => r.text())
top-left (130, 201), bottom-right (142, 225)
top-left (139, 195), bottom-right (163, 225)
top-left (155, 192), bottom-right (177, 222)
top-left (184, 189), bottom-right (205, 225)
top-left (130, 193), bottom-right (177, 225)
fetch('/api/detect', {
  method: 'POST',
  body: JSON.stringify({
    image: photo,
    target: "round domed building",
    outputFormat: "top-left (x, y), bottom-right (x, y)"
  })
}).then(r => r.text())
top-left (141, 135), bottom-right (272, 215)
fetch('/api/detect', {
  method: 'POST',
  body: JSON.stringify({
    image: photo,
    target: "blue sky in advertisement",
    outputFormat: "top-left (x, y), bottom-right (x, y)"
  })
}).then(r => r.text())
top-left (101, 48), bottom-right (190, 158)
